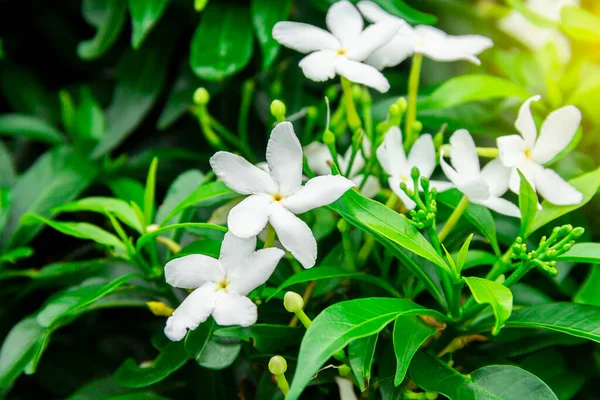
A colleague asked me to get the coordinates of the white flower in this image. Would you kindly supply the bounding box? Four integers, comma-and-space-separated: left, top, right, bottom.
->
376, 127, 452, 209
356, 1, 493, 69
164, 232, 285, 341
209, 122, 355, 269
496, 95, 583, 206
304, 138, 380, 198
440, 130, 520, 217
272, 0, 400, 92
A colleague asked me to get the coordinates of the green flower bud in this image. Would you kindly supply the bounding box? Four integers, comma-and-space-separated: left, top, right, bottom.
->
425, 392, 439, 399
283, 291, 304, 313
270, 100, 287, 121
411, 166, 421, 180
194, 0, 208, 12
307, 106, 318, 119
323, 129, 336, 145
421, 177, 430, 191
389, 104, 401, 126
571, 227, 585, 238
193, 87, 210, 105
337, 219, 348, 233
338, 364, 352, 377
268, 355, 288, 375
395, 97, 408, 114
412, 120, 423, 133
558, 225, 573, 236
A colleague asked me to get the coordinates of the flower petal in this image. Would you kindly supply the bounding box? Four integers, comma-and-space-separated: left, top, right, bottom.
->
272, 21, 340, 53
356, 1, 395, 22
269, 203, 317, 268
267, 122, 303, 196
449, 129, 480, 177
228, 247, 285, 295
440, 151, 462, 187
228, 194, 273, 238
164, 283, 217, 341
304, 142, 333, 176
283, 175, 355, 214
210, 151, 277, 195
408, 133, 436, 178
415, 26, 491, 64
365, 36, 414, 70
389, 176, 416, 210
447, 35, 493, 55
480, 158, 511, 197
533, 105, 581, 164
327, 0, 363, 46
515, 95, 541, 147
335, 57, 390, 93
347, 20, 401, 62
165, 254, 223, 289
380, 126, 408, 176
299, 50, 337, 82
475, 197, 521, 218
535, 168, 583, 206
219, 231, 256, 273
497, 134, 527, 168
212, 292, 257, 327
429, 179, 454, 192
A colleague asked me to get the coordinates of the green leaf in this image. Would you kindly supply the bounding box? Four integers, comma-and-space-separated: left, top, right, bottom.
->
0, 114, 65, 145
214, 324, 303, 352
410, 353, 558, 399
156, 65, 203, 130
0, 246, 33, 264
22, 214, 126, 252
419, 75, 531, 110
144, 158, 159, 226
106, 177, 146, 209
136, 222, 226, 250
0, 142, 15, 187
456, 234, 473, 274
73, 87, 105, 143
185, 319, 215, 361
128, 0, 171, 49
575, 267, 600, 306
458, 250, 498, 271
561, 6, 600, 42
267, 266, 401, 300
518, 170, 538, 238
78, 0, 128, 60
285, 298, 446, 400
114, 340, 189, 388
392, 315, 435, 386
155, 169, 204, 225
465, 276, 513, 335
53, 197, 143, 233
348, 334, 378, 392
251, 0, 291, 70
0, 317, 45, 389
370, 0, 436, 25
526, 167, 600, 236
190, 3, 253, 80
437, 189, 501, 255
558, 242, 600, 263
195, 337, 241, 370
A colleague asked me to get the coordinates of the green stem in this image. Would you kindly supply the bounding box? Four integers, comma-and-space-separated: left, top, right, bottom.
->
341, 226, 356, 271
404, 52, 423, 149
275, 374, 290, 396
438, 195, 470, 242
340, 77, 362, 132
238, 79, 254, 154
263, 224, 276, 249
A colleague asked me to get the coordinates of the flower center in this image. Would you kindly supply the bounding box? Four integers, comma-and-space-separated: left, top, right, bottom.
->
273, 193, 284, 202
216, 280, 229, 291
400, 175, 409, 182
336, 48, 347, 56
524, 147, 533, 159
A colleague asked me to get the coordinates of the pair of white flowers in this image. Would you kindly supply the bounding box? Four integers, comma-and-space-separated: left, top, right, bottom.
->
272, 0, 493, 92
164, 123, 355, 341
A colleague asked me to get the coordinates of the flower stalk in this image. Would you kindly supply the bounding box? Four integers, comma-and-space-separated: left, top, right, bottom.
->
284, 291, 312, 328
340, 77, 362, 132
404, 53, 423, 149
438, 195, 470, 242
269, 356, 290, 396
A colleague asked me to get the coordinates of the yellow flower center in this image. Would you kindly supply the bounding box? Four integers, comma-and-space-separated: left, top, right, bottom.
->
216, 280, 229, 291
273, 193, 284, 202
336, 48, 347, 56
524, 147, 533, 159
400, 175, 409, 182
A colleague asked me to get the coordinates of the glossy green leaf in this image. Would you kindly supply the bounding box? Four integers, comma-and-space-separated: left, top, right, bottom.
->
0, 142, 14, 188
214, 324, 303, 352
267, 266, 401, 300
106, 178, 146, 209
392, 315, 435, 386
518, 170, 538, 238
53, 197, 143, 233
410, 353, 558, 399
73, 87, 105, 143
0, 114, 65, 145
286, 298, 446, 400
136, 222, 226, 250
251, 0, 291, 70
155, 169, 204, 225
185, 319, 215, 361
561, 6, 600, 42
143, 158, 159, 226
155, 65, 203, 130
558, 242, 600, 263
0, 317, 45, 389
526, 167, 600, 236
0, 246, 33, 264
348, 334, 378, 392
575, 267, 600, 306
370, 0, 436, 25
111, 393, 168, 400
190, 3, 253, 80
456, 234, 473, 274
465, 277, 513, 335
196, 337, 241, 370
78, 0, 128, 60
129, 0, 171, 49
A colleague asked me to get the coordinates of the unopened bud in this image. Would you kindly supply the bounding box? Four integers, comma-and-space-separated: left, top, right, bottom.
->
268, 355, 288, 375
337, 219, 348, 232
270, 100, 286, 121
193, 87, 210, 105
283, 291, 304, 313
412, 120, 423, 134
323, 129, 336, 145
338, 364, 352, 377
395, 97, 408, 113
325, 86, 339, 101
194, 0, 208, 11
411, 166, 421, 180
389, 104, 401, 126
147, 301, 174, 317
307, 106, 318, 119
571, 227, 585, 238
147, 224, 160, 233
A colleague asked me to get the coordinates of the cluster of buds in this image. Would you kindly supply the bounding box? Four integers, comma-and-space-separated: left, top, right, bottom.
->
401, 167, 438, 230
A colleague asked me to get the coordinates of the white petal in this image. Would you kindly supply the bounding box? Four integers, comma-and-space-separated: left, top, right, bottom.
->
515, 95, 541, 148
439, 151, 462, 188
228, 194, 273, 238
347, 20, 401, 62
210, 151, 277, 195
219, 231, 256, 274
165, 254, 223, 289
497, 134, 527, 168
327, 0, 363, 46
508, 160, 540, 194
408, 134, 436, 178
533, 105, 581, 164
449, 129, 480, 177
365, 36, 414, 70
299, 50, 337, 82
165, 283, 217, 341
389, 176, 416, 210
212, 292, 257, 327
272, 21, 340, 53
380, 126, 408, 176
335, 58, 390, 93
480, 158, 511, 197
475, 197, 521, 218
415, 26, 490, 64
269, 203, 317, 268
535, 168, 583, 206
429, 179, 454, 192
228, 248, 285, 296
267, 122, 303, 196
304, 142, 333, 176
353, 174, 380, 198
283, 175, 355, 214
447, 35, 493, 55
460, 177, 491, 201
356, 1, 395, 23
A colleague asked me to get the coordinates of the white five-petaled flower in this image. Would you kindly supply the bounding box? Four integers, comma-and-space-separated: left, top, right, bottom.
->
496, 95, 583, 206
356, 1, 493, 69
440, 130, 521, 217
272, 0, 400, 92
164, 232, 285, 341
304, 138, 380, 198
376, 127, 452, 209
210, 122, 355, 269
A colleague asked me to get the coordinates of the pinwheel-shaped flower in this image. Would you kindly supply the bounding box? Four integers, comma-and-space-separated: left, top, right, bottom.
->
210, 122, 355, 269
441, 130, 520, 217
497, 95, 583, 206
164, 232, 284, 341
356, 1, 493, 69
272, 0, 400, 92
376, 127, 452, 209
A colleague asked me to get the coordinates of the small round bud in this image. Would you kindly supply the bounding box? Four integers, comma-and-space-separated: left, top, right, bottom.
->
411, 166, 421, 180
389, 104, 401, 118
400, 182, 408, 191
270, 100, 286, 120
307, 106, 318, 119
323, 129, 336, 145
268, 355, 287, 375
426, 393, 439, 400
395, 97, 408, 113
283, 291, 304, 313
338, 364, 352, 377
515, 237, 523, 244
420, 177, 430, 191
194, 0, 208, 12
558, 225, 573, 236
325, 85, 339, 101
412, 120, 423, 133
552, 227, 561, 235
417, 210, 426, 218
409, 210, 417, 218
572, 227, 585, 238
337, 219, 348, 233
193, 87, 210, 105
417, 222, 425, 229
